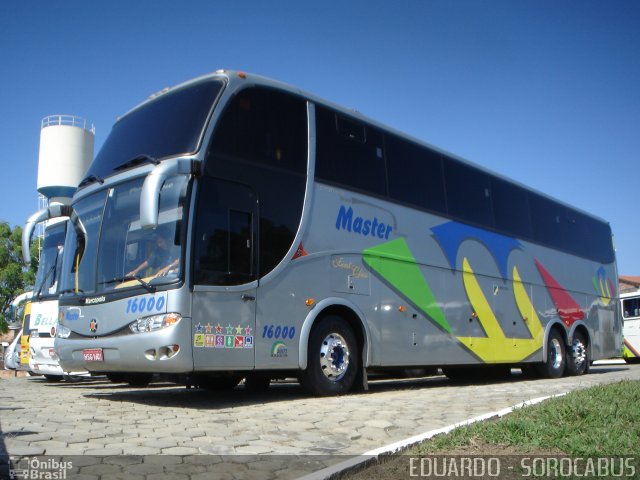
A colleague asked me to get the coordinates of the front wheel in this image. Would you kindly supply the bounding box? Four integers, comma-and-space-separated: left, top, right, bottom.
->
537, 330, 566, 378
566, 331, 590, 376
300, 316, 359, 396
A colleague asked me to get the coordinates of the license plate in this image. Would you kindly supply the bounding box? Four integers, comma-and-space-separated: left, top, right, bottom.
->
83, 348, 104, 362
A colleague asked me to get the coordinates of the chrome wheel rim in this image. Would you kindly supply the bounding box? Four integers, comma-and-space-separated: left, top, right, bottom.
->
570, 338, 587, 368
319, 333, 350, 382
549, 337, 563, 370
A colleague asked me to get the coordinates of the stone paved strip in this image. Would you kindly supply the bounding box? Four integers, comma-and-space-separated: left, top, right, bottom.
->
0, 363, 638, 478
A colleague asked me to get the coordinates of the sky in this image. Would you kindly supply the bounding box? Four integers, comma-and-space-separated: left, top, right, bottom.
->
1, 1, 639, 274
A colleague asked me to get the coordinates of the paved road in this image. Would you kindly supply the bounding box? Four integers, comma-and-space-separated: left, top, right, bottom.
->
1, 363, 639, 479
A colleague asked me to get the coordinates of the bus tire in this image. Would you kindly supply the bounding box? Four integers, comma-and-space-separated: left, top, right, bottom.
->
300, 315, 359, 396
566, 331, 590, 376
537, 330, 566, 378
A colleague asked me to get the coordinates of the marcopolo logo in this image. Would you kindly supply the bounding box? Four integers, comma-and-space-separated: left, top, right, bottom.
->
85, 296, 106, 305
335, 205, 393, 239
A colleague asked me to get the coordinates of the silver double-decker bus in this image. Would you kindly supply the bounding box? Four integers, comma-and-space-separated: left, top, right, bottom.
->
56, 70, 621, 395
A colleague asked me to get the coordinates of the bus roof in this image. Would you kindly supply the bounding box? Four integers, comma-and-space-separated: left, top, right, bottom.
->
111, 69, 610, 227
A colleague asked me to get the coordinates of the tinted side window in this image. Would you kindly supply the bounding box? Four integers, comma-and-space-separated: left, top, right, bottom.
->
587, 220, 614, 264
193, 178, 256, 286
315, 105, 387, 196
211, 87, 307, 174
491, 177, 532, 238
529, 194, 564, 249
563, 209, 614, 263
386, 134, 446, 214
444, 159, 493, 227
206, 87, 307, 277
623, 297, 640, 319
562, 209, 590, 258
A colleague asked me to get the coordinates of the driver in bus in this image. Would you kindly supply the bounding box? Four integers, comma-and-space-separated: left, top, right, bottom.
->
127, 227, 179, 279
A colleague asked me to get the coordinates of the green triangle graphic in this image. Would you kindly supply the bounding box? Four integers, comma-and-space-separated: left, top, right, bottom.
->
363, 238, 451, 333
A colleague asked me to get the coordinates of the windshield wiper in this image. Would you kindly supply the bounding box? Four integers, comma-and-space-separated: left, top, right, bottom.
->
114, 154, 160, 172
34, 247, 62, 299
34, 263, 56, 299
100, 275, 156, 293
78, 174, 104, 188
124, 274, 157, 292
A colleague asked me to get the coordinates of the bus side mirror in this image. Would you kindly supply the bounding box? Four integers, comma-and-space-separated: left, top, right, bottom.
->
139, 158, 200, 230
22, 204, 71, 264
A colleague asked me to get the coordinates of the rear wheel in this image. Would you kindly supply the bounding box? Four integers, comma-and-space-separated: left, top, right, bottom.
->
300, 315, 359, 396
537, 330, 566, 378
566, 331, 590, 376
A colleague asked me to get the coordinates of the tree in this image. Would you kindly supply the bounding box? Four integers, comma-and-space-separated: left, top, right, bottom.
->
0, 222, 37, 333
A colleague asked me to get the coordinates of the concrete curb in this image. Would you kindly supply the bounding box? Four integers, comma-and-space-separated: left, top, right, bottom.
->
299, 393, 567, 480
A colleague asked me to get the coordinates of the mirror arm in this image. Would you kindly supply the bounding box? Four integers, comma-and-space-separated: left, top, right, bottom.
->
22, 203, 72, 264
139, 158, 200, 230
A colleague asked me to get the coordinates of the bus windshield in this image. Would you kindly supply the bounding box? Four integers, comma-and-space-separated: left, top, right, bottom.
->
33, 222, 66, 299
60, 175, 189, 296
84, 79, 224, 181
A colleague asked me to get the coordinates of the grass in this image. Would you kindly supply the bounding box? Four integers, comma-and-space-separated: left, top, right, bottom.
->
415, 380, 640, 456
345, 380, 640, 478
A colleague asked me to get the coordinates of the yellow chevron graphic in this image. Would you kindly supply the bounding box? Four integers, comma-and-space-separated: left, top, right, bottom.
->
456, 258, 543, 363
598, 277, 612, 306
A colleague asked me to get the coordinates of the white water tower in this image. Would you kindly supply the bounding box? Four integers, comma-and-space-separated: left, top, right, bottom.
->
37, 115, 95, 203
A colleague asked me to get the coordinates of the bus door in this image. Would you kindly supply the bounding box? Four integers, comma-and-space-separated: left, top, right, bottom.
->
191, 178, 259, 369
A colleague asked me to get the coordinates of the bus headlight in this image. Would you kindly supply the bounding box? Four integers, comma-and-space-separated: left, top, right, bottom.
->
56, 325, 71, 339
129, 313, 182, 333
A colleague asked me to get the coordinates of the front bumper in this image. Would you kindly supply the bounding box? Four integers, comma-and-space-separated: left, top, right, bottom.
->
56, 317, 193, 373
29, 338, 63, 376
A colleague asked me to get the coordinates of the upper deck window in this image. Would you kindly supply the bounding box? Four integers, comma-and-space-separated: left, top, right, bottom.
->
85, 80, 223, 180
209, 86, 307, 174
315, 106, 387, 196
205, 86, 308, 278
386, 134, 446, 214
444, 160, 493, 228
